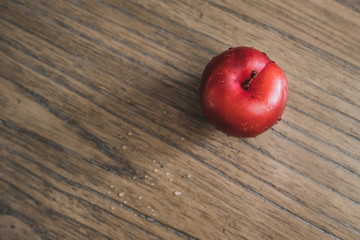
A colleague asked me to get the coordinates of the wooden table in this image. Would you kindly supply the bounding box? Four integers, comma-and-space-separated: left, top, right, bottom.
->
1, 0, 359, 239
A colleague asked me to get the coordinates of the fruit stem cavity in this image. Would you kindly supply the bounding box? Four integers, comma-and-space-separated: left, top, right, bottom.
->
242, 70, 258, 90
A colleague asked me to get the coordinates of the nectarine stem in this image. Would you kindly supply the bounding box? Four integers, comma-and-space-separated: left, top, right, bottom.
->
242, 70, 258, 90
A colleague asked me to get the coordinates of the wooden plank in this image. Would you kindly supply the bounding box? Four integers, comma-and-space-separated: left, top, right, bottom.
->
1, 0, 359, 239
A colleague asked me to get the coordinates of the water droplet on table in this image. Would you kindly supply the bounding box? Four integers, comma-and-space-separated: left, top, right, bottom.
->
174, 191, 182, 196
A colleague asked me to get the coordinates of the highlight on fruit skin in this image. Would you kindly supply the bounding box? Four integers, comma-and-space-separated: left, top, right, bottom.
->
199, 46, 288, 138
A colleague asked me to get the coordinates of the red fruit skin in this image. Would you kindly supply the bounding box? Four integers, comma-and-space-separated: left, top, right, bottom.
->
199, 47, 288, 138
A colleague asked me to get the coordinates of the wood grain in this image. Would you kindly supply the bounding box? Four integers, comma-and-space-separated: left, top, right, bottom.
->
0, 0, 359, 239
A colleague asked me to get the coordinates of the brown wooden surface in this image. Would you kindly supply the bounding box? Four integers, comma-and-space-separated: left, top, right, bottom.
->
0, 0, 359, 239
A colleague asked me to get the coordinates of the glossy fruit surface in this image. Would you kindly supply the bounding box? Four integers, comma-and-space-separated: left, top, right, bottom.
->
199, 47, 288, 138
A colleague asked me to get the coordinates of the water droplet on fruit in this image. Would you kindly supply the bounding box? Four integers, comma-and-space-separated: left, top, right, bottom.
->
217, 79, 225, 84
216, 72, 224, 84
278, 117, 282, 121
241, 122, 248, 127
262, 52, 267, 56
227, 47, 233, 52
